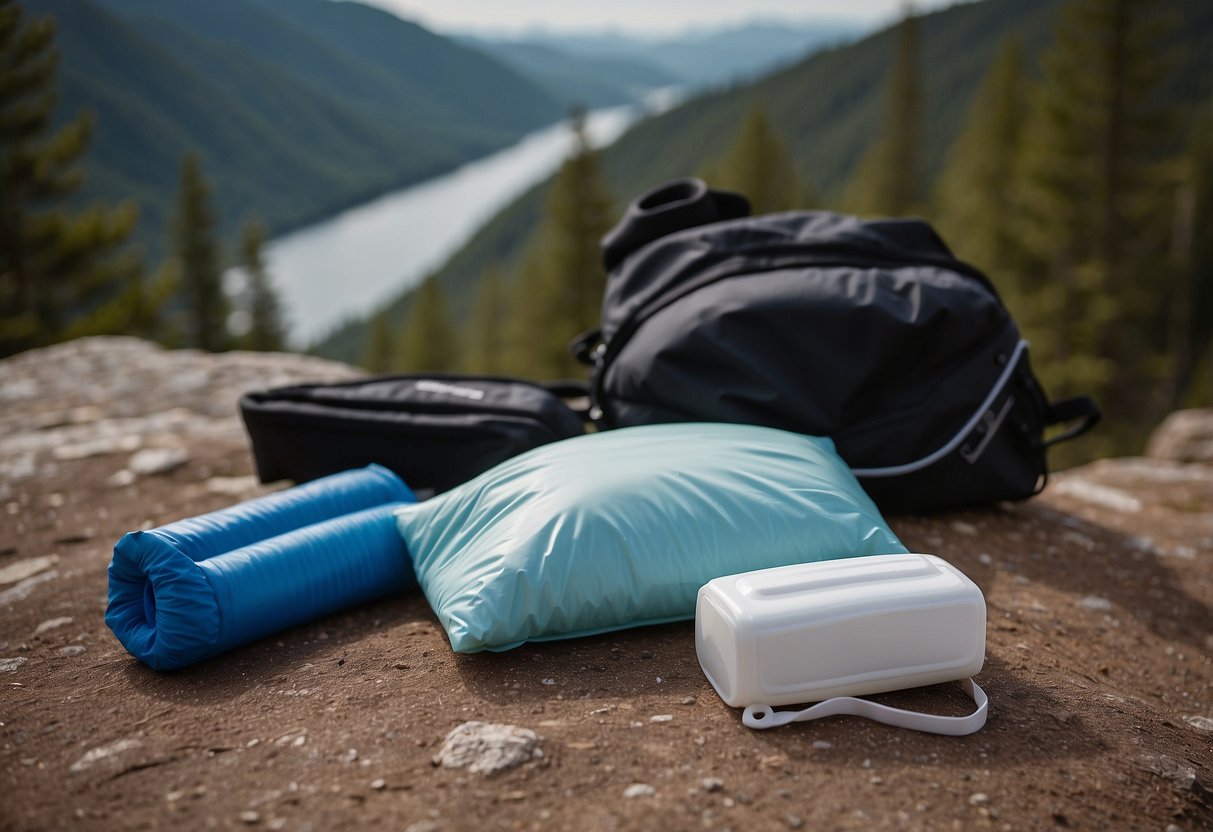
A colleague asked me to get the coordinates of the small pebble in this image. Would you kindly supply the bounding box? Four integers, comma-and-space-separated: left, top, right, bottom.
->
59, 645, 86, 657
106, 470, 136, 488
0, 555, 59, 586
786, 816, 804, 829
370, 779, 385, 790
1182, 715, 1213, 732
128, 447, 188, 476
969, 793, 990, 806
542, 678, 556, 686
239, 810, 260, 824
650, 714, 673, 723
623, 783, 655, 799
34, 617, 73, 635
701, 777, 724, 792
811, 740, 832, 750
680, 696, 697, 706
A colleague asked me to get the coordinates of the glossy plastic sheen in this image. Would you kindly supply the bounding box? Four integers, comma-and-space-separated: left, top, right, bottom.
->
696, 553, 985, 707
396, 423, 907, 653
106, 465, 416, 671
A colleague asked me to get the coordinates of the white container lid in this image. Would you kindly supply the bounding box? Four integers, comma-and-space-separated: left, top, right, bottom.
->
696, 553, 987, 732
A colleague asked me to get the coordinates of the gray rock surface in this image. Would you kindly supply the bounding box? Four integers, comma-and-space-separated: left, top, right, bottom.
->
0, 336, 361, 493
1147, 408, 1213, 464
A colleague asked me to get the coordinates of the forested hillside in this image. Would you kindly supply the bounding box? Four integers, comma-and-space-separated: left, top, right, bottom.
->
25, 0, 565, 255
318, 0, 1213, 459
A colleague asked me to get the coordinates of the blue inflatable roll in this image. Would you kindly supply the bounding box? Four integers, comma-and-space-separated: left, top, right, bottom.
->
107, 465, 417, 671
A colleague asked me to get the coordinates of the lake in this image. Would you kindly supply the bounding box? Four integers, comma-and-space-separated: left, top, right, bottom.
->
252, 91, 678, 347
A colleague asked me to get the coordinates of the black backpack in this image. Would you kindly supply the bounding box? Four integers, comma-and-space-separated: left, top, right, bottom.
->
573, 179, 1100, 513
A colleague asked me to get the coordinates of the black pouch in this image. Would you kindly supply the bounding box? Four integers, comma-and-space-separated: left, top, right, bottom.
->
239, 375, 587, 497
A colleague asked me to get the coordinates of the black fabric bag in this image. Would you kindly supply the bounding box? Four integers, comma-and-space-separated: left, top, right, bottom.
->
574, 178, 1100, 513
240, 375, 587, 497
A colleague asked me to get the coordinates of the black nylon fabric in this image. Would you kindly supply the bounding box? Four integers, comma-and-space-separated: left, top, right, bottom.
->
588, 186, 1085, 513
241, 374, 586, 495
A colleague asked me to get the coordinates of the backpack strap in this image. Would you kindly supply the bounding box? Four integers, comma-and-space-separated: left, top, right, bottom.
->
569, 328, 603, 367
1044, 396, 1101, 448
540, 380, 592, 421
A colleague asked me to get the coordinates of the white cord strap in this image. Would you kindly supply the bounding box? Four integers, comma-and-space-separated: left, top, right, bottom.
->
742, 678, 988, 736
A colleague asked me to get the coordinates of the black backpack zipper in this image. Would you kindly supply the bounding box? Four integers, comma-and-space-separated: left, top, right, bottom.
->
255, 376, 577, 439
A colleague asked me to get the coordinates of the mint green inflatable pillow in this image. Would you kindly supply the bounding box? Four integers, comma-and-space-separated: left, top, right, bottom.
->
395, 423, 906, 653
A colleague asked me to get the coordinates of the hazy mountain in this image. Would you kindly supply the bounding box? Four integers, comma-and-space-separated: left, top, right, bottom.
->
511, 19, 864, 88
27, 0, 564, 255
458, 37, 679, 108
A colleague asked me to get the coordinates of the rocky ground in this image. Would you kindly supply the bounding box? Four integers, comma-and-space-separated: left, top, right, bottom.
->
1, 337, 1210, 832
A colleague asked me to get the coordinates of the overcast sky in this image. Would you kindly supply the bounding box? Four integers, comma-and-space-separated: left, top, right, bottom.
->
356, 0, 963, 37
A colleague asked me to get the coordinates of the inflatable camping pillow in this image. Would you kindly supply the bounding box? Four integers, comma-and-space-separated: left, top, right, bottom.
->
395, 422, 907, 653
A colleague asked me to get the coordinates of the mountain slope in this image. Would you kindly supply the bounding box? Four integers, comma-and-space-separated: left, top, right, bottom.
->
251, 0, 565, 135
27, 0, 563, 255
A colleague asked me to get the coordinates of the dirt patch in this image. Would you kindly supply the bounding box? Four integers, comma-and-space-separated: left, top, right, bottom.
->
1, 339, 1210, 831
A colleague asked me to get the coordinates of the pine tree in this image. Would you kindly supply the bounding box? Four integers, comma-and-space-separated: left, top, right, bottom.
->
932, 38, 1029, 276
362, 310, 397, 373
462, 266, 507, 374
504, 113, 614, 379
1167, 99, 1213, 408
170, 152, 230, 352
0, 0, 142, 356
843, 11, 924, 217
1012, 0, 1175, 433
397, 277, 458, 372
67, 261, 177, 343
235, 217, 286, 351
701, 104, 814, 212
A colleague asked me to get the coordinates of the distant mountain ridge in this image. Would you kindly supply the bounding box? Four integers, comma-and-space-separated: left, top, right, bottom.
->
473, 19, 863, 90
27, 0, 567, 256
457, 37, 679, 108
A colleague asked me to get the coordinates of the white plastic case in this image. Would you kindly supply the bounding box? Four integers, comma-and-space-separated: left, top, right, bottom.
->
695, 553, 986, 708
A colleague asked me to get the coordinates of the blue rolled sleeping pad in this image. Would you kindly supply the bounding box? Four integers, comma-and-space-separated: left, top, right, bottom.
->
106, 465, 416, 671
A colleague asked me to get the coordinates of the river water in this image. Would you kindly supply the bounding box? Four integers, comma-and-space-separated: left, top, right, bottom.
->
255, 92, 677, 347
